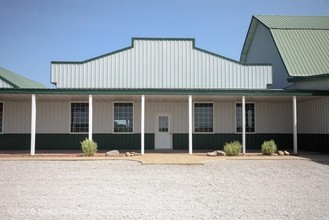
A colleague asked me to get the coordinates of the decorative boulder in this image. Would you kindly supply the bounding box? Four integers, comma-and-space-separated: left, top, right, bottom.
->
284, 151, 290, 155
105, 150, 120, 157
216, 150, 226, 156
126, 152, 131, 157
207, 151, 217, 157
278, 151, 284, 156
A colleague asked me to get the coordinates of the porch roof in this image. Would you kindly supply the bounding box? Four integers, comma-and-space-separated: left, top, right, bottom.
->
0, 88, 328, 97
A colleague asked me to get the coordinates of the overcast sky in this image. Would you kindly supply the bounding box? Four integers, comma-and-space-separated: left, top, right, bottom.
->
1, 0, 328, 87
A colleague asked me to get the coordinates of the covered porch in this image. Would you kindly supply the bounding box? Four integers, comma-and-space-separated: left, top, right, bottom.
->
2, 89, 325, 155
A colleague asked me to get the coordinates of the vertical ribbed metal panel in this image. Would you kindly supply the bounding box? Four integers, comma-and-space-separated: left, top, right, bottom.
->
244, 23, 290, 89
51, 39, 272, 89
93, 101, 112, 133
37, 102, 69, 133
145, 101, 188, 133
215, 102, 235, 133
295, 79, 329, 90
256, 102, 292, 133
4, 102, 31, 133
298, 97, 329, 134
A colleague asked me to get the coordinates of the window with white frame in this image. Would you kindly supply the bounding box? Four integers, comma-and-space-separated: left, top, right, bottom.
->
71, 103, 89, 133
236, 103, 255, 132
0, 102, 3, 133
194, 103, 213, 132
114, 103, 133, 132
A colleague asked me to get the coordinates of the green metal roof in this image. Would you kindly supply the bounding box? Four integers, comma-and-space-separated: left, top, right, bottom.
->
255, 15, 329, 29
271, 29, 329, 77
0, 67, 47, 88
241, 15, 329, 78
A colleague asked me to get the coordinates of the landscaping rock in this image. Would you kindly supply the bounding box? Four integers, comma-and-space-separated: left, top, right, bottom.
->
207, 151, 217, 157
125, 152, 138, 156
216, 150, 226, 156
278, 151, 284, 156
284, 151, 290, 155
105, 150, 120, 157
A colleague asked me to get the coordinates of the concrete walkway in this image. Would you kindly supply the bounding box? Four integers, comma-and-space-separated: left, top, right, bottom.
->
1, 151, 327, 165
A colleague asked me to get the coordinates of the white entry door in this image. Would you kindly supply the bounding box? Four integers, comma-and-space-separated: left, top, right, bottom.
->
155, 114, 171, 149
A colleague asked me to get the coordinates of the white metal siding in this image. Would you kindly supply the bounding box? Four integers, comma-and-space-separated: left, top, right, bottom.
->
4, 102, 31, 133
145, 100, 293, 134
93, 101, 112, 133
215, 101, 292, 133
36, 102, 70, 133
52, 39, 272, 89
145, 101, 188, 133
0, 79, 13, 88
295, 79, 329, 90
34, 101, 141, 134
256, 102, 292, 133
298, 97, 329, 134
3, 98, 297, 134
7, 99, 186, 134
134, 102, 141, 133
215, 102, 235, 133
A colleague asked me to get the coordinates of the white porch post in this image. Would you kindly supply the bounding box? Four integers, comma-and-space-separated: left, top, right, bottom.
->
30, 94, 36, 155
242, 95, 246, 154
293, 96, 298, 155
141, 95, 145, 155
88, 95, 93, 140
188, 95, 193, 154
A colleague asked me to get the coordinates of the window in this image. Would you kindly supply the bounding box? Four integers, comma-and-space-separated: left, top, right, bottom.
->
158, 116, 169, 132
0, 102, 3, 133
236, 103, 255, 132
194, 103, 213, 132
114, 103, 133, 132
71, 103, 89, 133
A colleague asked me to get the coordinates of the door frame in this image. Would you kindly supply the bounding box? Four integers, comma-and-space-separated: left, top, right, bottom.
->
155, 112, 172, 150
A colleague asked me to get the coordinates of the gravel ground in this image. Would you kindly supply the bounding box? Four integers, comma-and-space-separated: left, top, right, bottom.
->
1, 159, 329, 220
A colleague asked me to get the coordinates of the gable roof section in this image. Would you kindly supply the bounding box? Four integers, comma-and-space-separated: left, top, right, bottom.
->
0, 67, 47, 88
52, 37, 259, 65
241, 15, 329, 78
51, 38, 272, 90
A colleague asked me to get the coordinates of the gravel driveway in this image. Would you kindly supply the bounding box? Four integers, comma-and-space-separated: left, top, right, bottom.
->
1, 159, 329, 220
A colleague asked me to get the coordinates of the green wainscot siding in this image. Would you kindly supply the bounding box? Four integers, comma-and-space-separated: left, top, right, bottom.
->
2, 133, 329, 153
0, 134, 31, 150
36, 134, 88, 150
0, 133, 155, 151
173, 133, 294, 151
298, 134, 329, 153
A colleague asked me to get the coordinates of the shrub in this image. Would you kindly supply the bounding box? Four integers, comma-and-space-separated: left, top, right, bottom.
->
224, 141, 242, 156
81, 138, 98, 156
261, 140, 277, 155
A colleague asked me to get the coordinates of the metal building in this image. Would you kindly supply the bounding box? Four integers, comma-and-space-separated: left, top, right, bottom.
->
241, 15, 329, 153
1, 16, 329, 155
